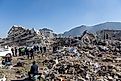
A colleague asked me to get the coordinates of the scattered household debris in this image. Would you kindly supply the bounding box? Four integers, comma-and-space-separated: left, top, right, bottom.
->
0, 26, 121, 81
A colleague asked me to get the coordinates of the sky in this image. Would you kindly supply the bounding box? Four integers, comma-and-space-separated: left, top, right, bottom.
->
0, 0, 121, 37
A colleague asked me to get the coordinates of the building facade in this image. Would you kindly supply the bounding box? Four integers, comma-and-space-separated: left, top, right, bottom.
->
96, 30, 121, 41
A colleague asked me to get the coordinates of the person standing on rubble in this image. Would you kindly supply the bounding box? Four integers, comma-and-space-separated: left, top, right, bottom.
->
33, 46, 37, 52
15, 47, 17, 56
25, 47, 29, 59
21, 47, 25, 56
18, 47, 22, 56
30, 48, 34, 59
11, 48, 14, 56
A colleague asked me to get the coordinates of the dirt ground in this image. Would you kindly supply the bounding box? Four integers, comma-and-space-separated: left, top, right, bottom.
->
0, 53, 46, 81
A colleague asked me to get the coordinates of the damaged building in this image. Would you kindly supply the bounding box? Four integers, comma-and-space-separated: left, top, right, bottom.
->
96, 30, 121, 41
6, 25, 40, 46
1, 25, 56, 46
38, 28, 57, 47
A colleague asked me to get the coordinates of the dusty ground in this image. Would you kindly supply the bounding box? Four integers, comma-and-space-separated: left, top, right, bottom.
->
0, 53, 46, 81
0, 51, 121, 81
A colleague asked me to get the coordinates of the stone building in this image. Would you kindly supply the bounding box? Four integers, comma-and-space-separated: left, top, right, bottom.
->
96, 30, 121, 41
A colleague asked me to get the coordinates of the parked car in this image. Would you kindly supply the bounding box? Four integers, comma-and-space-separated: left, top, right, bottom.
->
0, 47, 12, 57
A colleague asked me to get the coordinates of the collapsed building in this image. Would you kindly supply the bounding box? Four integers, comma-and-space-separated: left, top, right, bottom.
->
38, 28, 57, 47
4, 25, 40, 46
0, 25, 56, 47
52, 30, 96, 47
0, 27, 121, 80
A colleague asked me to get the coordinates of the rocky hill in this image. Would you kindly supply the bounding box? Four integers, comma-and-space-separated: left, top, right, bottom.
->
63, 22, 121, 37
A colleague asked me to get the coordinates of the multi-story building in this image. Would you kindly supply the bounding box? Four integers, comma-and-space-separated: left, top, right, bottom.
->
0, 25, 56, 47
96, 30, 121, 41
3, 25, 41, 46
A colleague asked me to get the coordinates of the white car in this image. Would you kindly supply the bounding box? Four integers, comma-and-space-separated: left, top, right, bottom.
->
0, 47, 12, 57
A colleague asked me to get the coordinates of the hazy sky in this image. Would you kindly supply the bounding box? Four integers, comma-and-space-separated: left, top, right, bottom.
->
0, 0, 121, 37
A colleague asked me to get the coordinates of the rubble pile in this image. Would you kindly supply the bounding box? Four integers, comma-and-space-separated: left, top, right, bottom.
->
38, 32, 121, 81
0, 26, 121, 81
39, 45, 121, 81
0, 25, 56, 47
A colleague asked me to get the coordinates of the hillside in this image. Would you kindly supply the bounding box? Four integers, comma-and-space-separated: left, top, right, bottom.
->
63, 22, 121, 36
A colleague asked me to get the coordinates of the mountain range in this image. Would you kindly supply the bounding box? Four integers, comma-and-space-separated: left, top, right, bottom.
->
63, 22, 121, 37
